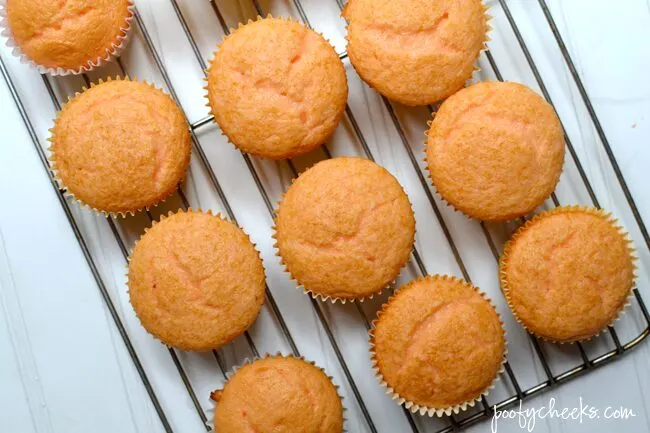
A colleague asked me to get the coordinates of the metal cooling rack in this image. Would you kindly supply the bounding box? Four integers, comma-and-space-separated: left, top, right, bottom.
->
1, 0, 649, 432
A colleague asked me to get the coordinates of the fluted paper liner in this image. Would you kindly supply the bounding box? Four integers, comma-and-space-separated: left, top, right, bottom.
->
126, 208, 267, 351
499, 205, 637, 344
474, 2, 493, 78
203, 14, 347, 160
0, 0, 134, 76
369, 274, 508, 417
422, 4, 561, 223
341, 1, 492, 106
422, 89, 565, 223
207, 353, 347, 432
271, 164, 417, 304
48, 76, 191, 218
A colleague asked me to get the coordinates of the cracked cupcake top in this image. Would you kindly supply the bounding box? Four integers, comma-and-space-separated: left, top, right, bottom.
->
5, 0, 132, 71
128, 210, 266, 351
275, 157, 415, 301
49, 79, 190, 215
425, 81, 565, 221
500, 206, 635, 342
212, 356, 343, 433
206, 16, 348, 160
371, 275, 505, 411
342, 0, 488, 106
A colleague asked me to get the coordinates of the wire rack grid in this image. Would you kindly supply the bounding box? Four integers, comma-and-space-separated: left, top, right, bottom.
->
1, 0, 649, 432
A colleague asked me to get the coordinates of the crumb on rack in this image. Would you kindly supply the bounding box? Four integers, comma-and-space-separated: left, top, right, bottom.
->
210, 390, 223, 402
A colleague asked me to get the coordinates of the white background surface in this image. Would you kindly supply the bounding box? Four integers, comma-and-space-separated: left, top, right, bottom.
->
1, 0, 649, 432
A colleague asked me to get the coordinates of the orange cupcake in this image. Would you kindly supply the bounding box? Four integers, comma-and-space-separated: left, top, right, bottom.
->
342, 0, 489, 106
1, 0, 133, 74
49, 78, 191, 216
211, 355, 344, 433
206, 16, 348, 159
371, 275, 506, 416
128, 210, 266, 351
425, 81, 565, 221
274, 157, 415, 302
500, 206, 636, 343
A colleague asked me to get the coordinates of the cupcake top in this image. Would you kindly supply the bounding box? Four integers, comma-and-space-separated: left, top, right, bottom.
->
371, 275, 505, 414
4, 0, 132, 72
500, 206, 635, 342
206, 17, 348, 160
342, 0, 488, 106
426, 81, 564, 221
50, 79, 191, 215
128, 210, 265, 351
212, 356, 343, 433
275, 157, 415, 301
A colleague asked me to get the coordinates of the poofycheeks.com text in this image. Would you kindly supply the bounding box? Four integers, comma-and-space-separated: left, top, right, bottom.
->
491, 397, 636, 432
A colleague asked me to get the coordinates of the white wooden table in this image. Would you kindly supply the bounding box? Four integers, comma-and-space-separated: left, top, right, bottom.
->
1, 1, 649, 432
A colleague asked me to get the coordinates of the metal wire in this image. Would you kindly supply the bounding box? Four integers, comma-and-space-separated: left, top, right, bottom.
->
0, 57, 176, 433
455, 1, 650, 428
495, 0, 631, 353
330, 0, 650, 430
46, 70, 212, 430
483, 44, 600, 372
536, 0, 650, 254
97, 61, 226, 428
131, 8, 301, 362
1, 0, 649, 432
330, 0, 500, 424
167, 2, 380, 431
496, 0, 600, 208
204, 0, 457, 429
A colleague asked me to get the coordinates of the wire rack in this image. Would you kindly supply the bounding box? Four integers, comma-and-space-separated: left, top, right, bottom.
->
1, 0, 649, 432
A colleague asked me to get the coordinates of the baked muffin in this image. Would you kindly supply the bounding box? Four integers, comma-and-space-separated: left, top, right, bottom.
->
425, 81, 564, 221
500, 206, 635, 343
211, 355, 343, 433
49, 78, 191, 216
128, 210, 266, 351
371, 275, 505, 416
274, 157, 415, 302
2, 0, 133, 74
206, 16, 348, 159
342, 0, 488, 106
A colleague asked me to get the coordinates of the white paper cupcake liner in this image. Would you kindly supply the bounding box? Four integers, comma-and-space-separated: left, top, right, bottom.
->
422, 91, 565, 223
499, 205, 637, 343
342, 0, 491, 106
207, 353, 347, 432
48, 76, 191, 218
0, 0, 134, 76
126, 208, 267, 351
369, 274, 508, 417
271, 168, 417, 304
473, 1, 493, 78
203, 14, 347, 160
